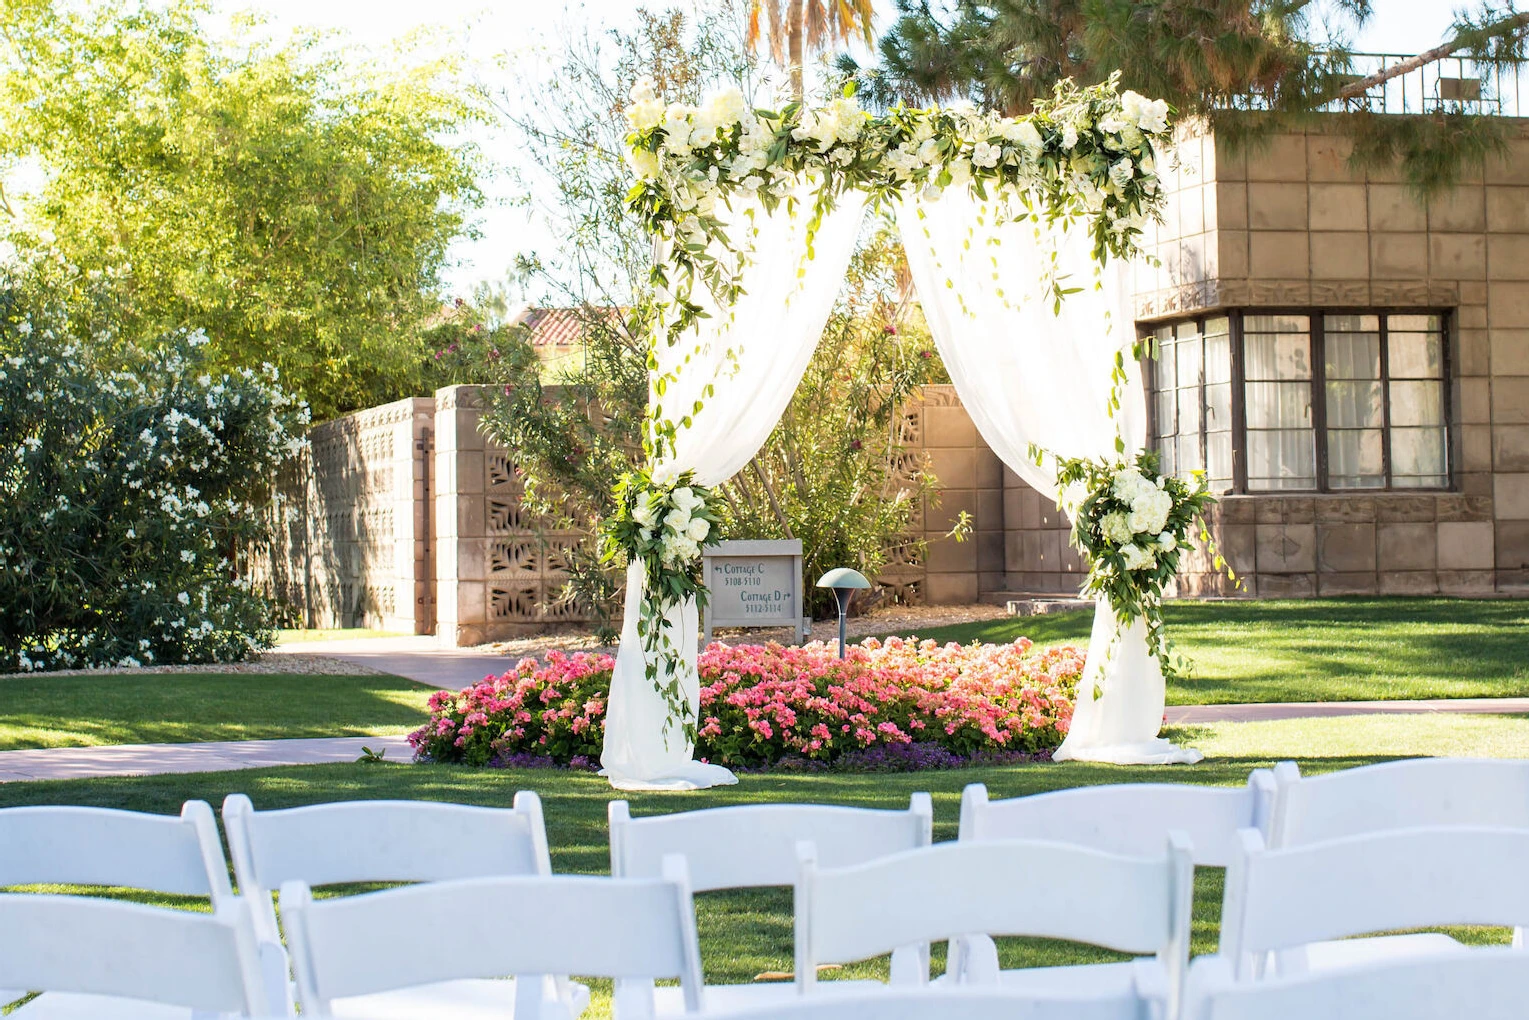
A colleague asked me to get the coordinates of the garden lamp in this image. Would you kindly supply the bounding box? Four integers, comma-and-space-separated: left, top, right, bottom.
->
816, 567, 870, 659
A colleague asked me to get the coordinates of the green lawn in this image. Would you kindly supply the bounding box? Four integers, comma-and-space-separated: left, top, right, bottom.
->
900, 597, 1529, 705
0, 673, 434, 751
1, 712, 1520, 1018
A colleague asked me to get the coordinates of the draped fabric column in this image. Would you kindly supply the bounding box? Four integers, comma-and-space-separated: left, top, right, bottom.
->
895, 192, 1201, 766
600, 191, 869, 791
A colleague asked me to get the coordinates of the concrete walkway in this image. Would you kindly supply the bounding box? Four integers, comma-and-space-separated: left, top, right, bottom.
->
265, 635, 515, 689
0, 734, 414, 783
1, 697, 1525, 783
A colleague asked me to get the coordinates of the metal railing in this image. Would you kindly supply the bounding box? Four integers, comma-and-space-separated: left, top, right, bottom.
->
1222, 52, 1528, 118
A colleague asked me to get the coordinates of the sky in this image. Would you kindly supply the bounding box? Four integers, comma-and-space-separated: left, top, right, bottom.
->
214, 0, 1471, 298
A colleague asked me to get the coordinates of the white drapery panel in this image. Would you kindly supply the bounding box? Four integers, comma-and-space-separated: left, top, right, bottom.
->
895, 192, 1200, 766
601, 191, 869, 791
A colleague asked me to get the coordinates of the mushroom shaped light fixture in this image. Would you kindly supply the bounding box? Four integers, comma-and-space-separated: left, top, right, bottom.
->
815, 567, 870, 659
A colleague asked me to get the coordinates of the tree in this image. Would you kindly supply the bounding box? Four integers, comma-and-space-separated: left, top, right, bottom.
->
747, 0, 876, 97
0, 0, 483, 420
848, 0, 1529, 192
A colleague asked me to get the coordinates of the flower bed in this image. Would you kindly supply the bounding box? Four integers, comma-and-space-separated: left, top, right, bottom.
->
408, 637, 1082, 770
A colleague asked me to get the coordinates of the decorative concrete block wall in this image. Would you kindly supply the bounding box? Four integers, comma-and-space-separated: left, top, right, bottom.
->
432, 385, 587, 645
256, 397, 434, 632
884, 386, 1010, 604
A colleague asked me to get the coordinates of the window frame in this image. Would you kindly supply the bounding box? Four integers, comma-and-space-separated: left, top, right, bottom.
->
1143, 307, 1453, 494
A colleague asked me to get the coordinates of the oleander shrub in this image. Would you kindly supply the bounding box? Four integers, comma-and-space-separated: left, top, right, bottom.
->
0, 298, 308, 672
409, 637, 1082, 770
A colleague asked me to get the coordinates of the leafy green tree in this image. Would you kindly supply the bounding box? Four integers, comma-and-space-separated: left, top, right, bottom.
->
0, 0, 483, 420
847, 0, 1529, 192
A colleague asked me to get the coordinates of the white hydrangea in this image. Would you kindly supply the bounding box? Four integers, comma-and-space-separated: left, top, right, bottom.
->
1100, 511, 1133, 546
1119, 543, 1155, 571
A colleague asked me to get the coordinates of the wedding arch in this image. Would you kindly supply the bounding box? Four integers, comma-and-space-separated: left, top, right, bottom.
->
598, 76, 1208, 792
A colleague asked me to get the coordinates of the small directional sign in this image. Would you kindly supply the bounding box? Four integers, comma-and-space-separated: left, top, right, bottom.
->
702, 539, 809, 644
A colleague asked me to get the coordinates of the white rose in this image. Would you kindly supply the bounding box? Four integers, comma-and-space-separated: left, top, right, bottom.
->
1061, 123, 1079, 150
706, 86, 749, 127
971, 140, 1001, 168
625, 97, 665, 132
1157, 531, 1177, 553
629, 77, 657, 103
671, 486, 701, 511
1011, 119, 1043, 155
921, 181, 944, 202
1119, 543, 1155, 571
946, 158, 972, 186
916, 137, 942, 165
663, 507, 692, 533
1109, 156, 1135, 188
1127, 505, 1155, 535
686, 517, 710, 542
624, 146, 660, 179
632, 499, 659, 528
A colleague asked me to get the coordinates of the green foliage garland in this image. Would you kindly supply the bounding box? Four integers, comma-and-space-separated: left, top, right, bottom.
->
1052, 451, 1228, 683
600, 470, 724, 744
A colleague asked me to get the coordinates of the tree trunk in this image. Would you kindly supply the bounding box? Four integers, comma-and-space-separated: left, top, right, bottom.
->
1337, 12, 1529, 100
787, 0, 804, 100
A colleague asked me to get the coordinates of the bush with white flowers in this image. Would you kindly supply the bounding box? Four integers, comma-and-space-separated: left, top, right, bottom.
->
1054, 452, 1226, 678
0, 299, 308, 673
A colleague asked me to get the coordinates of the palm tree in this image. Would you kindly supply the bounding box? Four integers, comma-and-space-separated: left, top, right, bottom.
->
747, 0, 877, 99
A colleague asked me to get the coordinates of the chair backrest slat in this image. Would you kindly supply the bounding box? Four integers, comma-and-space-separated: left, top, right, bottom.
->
1221, 826, 1529, 976
0, 802, 230, 900
610, 795, 932, 891
1269, 758, 1529, 848
1185, 949, 1529, 1020
960, 776, 1273, 867
698, 987, 1149, 1020
0, 893, 267, 1015
225, 794, 546, 889
797, 836, 1192, 972
282, 866, 704, 1016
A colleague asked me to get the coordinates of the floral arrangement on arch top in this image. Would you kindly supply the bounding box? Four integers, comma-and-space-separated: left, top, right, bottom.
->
622, 73, 1172, 398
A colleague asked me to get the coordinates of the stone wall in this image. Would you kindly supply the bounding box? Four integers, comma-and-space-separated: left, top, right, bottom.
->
256, 397, 434, 632
1111, 115, 1529, 594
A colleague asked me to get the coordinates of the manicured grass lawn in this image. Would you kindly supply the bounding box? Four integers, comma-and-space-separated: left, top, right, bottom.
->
899, 597, 1529, 705
0, 673, 434, 751
1, 712, 1519, 1017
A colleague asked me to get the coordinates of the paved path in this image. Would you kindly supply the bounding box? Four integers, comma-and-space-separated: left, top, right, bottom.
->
1, 697, 1525, 784
1165, 697, 1529, 725
0, 734, 414, 783
265, 635, 513, 689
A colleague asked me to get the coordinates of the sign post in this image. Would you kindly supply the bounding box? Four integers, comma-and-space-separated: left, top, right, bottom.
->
701, 539, 810, 645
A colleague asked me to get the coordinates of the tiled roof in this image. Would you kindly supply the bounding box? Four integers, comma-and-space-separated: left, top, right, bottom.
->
513, 306, 622, 347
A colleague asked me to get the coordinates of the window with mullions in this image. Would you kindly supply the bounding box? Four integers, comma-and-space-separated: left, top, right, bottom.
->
1146, 310, 1450, 492
1149, 317, 1233, 491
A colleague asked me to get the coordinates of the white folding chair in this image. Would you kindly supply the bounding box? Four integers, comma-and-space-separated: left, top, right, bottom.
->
609, 794, 932, 1014
960, 774, 1275, 866
223, 792, 583, 1018
794, 835, 1193, 1020
0, 893, 269, 1018
1269, 758, 1529, 961
695, 986, 1149, 1020
1183, 947, 1529, 1020
281, 860, 704, 1020
1219, 826, 1529, 983
0, 802, 234, 1017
